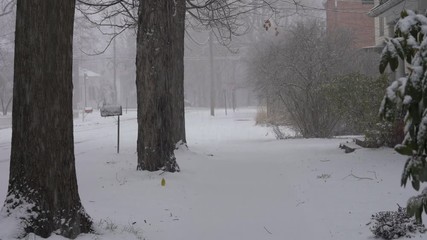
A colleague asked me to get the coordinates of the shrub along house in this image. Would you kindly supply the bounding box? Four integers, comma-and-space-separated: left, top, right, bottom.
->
363, 0, 427, 146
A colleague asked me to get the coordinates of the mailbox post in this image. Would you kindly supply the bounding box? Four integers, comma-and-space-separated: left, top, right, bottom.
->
100, 105, 122, 153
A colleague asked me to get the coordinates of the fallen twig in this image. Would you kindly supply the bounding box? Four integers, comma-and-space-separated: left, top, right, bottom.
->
367, 170, 377, 180
339, 143, 356, 153
342, 172, 373, 181
264, 226, 272, 234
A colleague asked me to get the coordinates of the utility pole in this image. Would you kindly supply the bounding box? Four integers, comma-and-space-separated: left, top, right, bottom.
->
209, 30, 215, 116
113, 17, 118, 104
232, 60, 236, 112
72, 45, 79, 110
224, 89, 227, 116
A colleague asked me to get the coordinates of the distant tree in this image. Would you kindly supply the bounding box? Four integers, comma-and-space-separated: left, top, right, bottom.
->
0, 72, 12, 115
0, 0, 15, 116
380, 10, 427, 223
0, 0, 15, 18
1, 0, 92, 238
248, 20, 359, 137
75, 0, 287, 172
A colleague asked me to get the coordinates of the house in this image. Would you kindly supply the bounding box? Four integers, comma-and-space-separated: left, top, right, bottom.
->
368, 0, 427, 46
325, 0, 376, 49
367, 0, 427, 79
73, 67, 114, 110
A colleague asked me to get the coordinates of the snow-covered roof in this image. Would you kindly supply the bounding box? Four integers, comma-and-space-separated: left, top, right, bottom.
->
361, 41, 386, 53
367, 0, 424, 17
367, 0, 404, 17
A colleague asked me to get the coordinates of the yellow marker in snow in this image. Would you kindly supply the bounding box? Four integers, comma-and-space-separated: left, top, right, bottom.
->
161, 178, 166, 186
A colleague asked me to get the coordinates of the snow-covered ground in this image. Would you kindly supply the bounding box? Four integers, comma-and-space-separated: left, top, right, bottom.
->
0, 108, 424, 239
0, 115, 11, 130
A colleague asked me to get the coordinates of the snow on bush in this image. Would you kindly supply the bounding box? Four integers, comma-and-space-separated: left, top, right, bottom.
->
380, 9, 427, 223
370, 206, 426, 239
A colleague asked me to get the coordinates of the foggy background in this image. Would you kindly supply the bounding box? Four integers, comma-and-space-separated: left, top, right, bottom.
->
0, 0, 326, 114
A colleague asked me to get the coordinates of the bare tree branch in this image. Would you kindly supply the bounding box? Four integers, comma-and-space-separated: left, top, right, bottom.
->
0, 0, 15, 18
76, 0, 301, 49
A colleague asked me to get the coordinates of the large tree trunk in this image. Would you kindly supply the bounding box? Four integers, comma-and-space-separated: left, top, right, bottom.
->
172, 0, 187, 145
1, 0, 92, 238
136, 0, 181, 172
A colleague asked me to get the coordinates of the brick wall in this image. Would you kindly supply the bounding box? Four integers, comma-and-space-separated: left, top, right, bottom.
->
326, 0, 375, 49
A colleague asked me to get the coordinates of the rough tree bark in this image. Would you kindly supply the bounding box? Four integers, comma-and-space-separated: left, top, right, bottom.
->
136, 0, 182, 172
1, 0, 92, 238
172, 0, 187, 145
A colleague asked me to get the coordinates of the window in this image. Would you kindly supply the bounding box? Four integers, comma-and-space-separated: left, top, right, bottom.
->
379, 17, 384, 37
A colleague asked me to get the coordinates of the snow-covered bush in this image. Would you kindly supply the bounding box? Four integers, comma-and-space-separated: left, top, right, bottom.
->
255, 107, 268, 125
247, 20, 355, 137
364, 120, 403, 148
370, 206, 426, 239
322, 73, 389, 136
248, 20, 381, 138
380, 10, 427, 223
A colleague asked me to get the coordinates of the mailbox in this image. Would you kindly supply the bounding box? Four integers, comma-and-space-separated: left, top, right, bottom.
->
100, 105, 123, 154
100, 105, 122, 117
84, 107, 93, 113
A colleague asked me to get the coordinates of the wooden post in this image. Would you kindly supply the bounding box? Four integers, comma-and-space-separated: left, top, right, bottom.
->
117, 115, 120, 153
